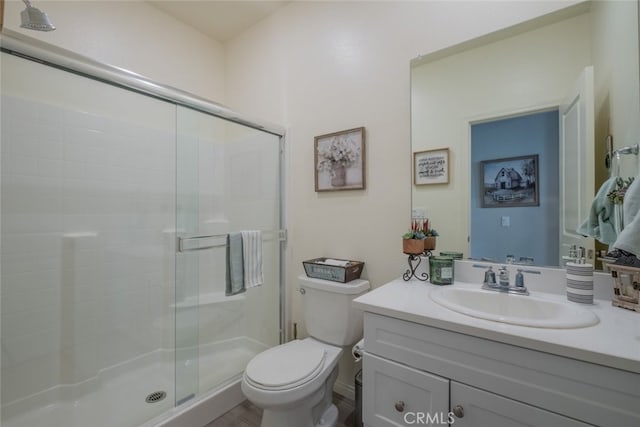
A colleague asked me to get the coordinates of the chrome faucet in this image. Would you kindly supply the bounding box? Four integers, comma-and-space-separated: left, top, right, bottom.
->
481, 266, 533, 295
498, 266, 510, 287
483, 266, 496, 286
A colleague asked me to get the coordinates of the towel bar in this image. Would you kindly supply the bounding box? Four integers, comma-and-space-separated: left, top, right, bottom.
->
178, 229, 287, 252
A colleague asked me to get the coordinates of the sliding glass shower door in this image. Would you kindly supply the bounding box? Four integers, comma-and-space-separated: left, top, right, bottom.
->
175, 106, 283, 405
1, 51, 177, 427
2, 47, 284, 427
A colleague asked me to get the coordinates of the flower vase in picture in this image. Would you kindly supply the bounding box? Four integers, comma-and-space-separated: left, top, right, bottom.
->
331, 165, 347, 187
315, 128, 364, 191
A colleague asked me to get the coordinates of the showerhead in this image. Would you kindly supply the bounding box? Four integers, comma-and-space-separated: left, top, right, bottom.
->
20, 0, 56, 32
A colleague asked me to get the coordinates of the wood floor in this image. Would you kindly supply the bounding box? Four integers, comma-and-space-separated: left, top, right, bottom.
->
205, 392, 356, 427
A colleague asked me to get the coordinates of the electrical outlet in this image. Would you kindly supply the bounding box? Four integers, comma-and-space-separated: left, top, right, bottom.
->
501, 216, 510, 227
412, 208, 426, 219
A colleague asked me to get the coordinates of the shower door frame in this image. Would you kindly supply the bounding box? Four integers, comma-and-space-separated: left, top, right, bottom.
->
0, 24, 288, 414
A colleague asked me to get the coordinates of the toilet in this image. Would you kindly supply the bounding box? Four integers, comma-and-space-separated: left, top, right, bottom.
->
241, 274, 370, 427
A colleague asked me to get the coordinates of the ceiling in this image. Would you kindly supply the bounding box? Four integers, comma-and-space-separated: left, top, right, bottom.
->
147, 1, 291, 42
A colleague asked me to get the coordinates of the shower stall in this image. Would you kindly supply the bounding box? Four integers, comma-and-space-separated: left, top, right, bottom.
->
0, 31, 285, 427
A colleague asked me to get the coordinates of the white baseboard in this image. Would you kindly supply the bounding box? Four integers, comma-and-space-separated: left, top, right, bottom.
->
333, 380, 356, 401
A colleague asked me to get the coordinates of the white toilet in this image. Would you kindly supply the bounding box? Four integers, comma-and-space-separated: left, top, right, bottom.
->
241, 274, 370, 427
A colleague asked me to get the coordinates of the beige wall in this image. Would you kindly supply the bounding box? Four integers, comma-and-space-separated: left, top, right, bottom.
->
3, 0, 226, 101
592, 0, 640, 183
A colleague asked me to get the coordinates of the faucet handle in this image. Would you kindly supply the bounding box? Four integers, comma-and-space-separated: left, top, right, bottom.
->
515, 269, 525, 287
483, 267, 496, 285
509, 269, 532, 295
513, 268, 540, 288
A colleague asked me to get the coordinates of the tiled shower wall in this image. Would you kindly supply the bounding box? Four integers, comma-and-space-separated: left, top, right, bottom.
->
1, 53, 177, 404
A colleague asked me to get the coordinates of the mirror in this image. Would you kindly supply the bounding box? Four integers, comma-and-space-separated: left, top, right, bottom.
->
411, 1, 640, 268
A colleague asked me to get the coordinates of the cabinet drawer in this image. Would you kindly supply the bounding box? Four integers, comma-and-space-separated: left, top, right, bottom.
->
450, 382, 591, 427
363, 353, 449, 427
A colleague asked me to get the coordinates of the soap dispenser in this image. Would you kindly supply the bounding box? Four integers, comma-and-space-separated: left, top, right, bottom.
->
565, 246, 594, 304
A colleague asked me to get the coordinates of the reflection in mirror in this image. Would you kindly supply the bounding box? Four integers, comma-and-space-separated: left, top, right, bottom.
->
471, 111, 559, 266
411, 1, 640, 269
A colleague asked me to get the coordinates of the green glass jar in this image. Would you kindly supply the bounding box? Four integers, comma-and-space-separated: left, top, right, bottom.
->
430, 256, 454, 285
439, 251, 463, 260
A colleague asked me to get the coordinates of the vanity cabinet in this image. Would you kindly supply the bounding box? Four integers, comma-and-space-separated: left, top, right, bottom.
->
364, 353, 449, 426
362, 312, 639, 427
364, 353, 588, 426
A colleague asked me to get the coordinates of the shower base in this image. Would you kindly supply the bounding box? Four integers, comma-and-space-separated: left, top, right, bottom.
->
2, 337, 266, 427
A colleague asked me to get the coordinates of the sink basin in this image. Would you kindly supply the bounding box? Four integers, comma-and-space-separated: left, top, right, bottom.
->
430, 287, 599, 329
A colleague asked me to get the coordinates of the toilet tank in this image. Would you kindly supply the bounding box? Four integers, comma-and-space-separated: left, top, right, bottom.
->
299, 275, 370, 346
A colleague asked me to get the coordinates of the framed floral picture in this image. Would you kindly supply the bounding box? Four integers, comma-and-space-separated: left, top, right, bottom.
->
315, 127, 365, 192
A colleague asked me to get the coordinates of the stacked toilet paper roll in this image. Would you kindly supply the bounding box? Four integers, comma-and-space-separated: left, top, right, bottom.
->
565, 262, 594, 304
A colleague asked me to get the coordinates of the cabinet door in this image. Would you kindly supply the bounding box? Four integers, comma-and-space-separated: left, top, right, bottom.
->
450, 382, 592, 426
363, 353, 449, 427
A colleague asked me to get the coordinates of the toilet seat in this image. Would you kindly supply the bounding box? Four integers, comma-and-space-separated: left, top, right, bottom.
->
245, 340, 327, 391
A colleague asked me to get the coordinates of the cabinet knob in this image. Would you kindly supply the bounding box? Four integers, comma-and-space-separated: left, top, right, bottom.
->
451, 405, 464, 418
394, 401, 406, 412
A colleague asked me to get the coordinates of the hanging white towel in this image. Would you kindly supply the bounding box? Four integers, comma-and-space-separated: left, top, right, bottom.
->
242, 230, 263, 288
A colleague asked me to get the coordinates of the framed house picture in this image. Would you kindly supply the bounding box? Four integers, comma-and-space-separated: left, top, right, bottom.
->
414, 148, 449, 185
480, 154, 539, 208
314, 127, 365, 192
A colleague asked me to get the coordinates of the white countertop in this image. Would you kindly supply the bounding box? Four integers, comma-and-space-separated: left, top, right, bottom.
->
353, 279, 640, 374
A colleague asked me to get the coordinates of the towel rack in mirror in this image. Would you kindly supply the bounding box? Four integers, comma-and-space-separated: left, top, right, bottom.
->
606, 138, 639, 178
178, 229, 287, 253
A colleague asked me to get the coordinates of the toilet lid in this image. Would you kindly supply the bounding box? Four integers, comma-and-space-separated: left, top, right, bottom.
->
245, 340, 326, 390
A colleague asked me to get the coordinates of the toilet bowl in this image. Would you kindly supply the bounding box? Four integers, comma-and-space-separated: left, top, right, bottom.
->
241, 275, 370, 427
242, 338, 342, 427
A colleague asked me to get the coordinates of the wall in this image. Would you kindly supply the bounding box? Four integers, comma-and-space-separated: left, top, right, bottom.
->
223, 0, 579, 395
470, 110, 560, 265
591, 0, 640, 185
2, 0, 226, 102
411, 11, 591, 263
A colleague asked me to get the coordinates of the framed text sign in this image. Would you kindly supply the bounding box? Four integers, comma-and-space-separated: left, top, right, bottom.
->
414, 148, 449, 185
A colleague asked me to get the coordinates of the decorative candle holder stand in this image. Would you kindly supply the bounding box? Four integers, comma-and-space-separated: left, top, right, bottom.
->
402, 252, 432, 281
